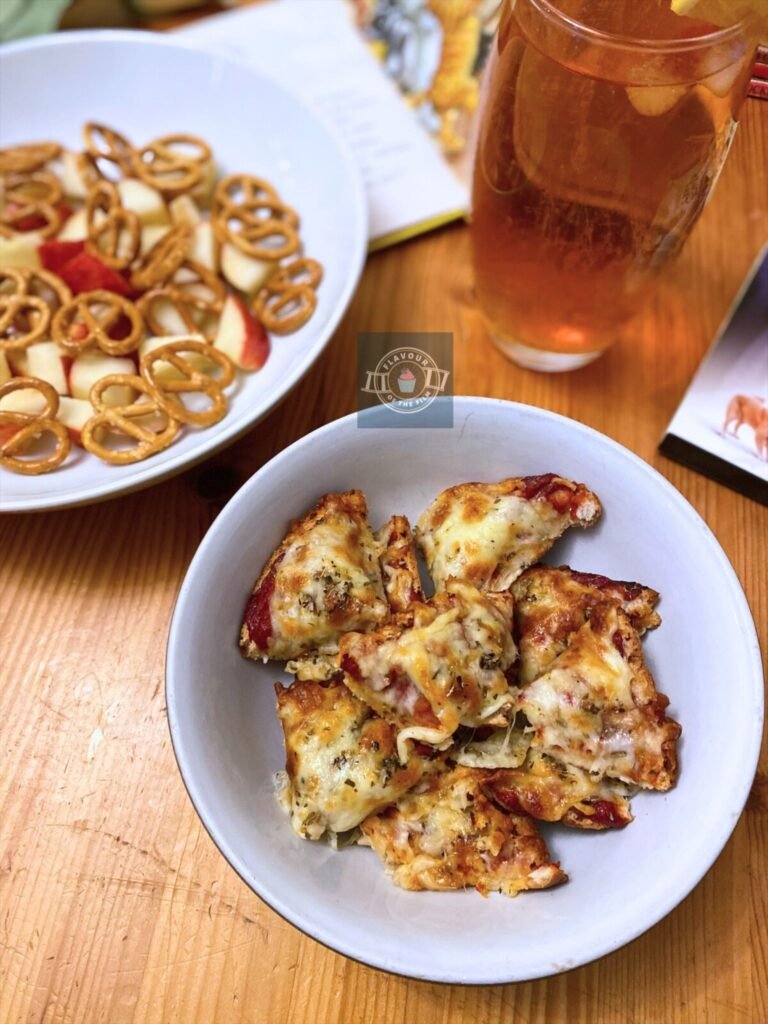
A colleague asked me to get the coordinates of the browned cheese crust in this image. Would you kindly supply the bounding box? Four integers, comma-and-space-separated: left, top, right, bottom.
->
375, 514, 423, 613
360, 766, 566, 896
519, 603, 680, 790
240, 490, 388, 661
275, 677, 429, 839
339, 580, 518, 743
512, 564, 661, 684
415, 474, 601, 592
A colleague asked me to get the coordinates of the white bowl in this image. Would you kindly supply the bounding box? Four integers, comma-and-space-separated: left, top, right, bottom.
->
166, 398, 763, 984
0, 31, 366, 511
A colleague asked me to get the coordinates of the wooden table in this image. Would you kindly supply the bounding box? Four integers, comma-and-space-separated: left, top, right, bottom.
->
2, 22, 767, 1024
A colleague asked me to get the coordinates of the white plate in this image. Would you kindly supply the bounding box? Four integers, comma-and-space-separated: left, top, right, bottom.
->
166, 398, 763, 984
0, 31, 366, 512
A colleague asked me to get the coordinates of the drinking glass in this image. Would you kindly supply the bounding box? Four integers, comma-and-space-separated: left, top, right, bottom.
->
470, 0, 760, 371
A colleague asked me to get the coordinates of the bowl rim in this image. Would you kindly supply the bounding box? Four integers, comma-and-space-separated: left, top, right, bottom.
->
165, 396, 764, 984
0, 29, 368, 512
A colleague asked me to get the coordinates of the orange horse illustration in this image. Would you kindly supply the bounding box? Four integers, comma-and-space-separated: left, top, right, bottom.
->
723, 394, 768, 461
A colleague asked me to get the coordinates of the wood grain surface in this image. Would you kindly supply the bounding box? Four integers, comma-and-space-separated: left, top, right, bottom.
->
1, 22, 767, 1024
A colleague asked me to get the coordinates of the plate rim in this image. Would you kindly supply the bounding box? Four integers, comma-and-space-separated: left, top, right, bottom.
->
0, 29, 368, 513
165, 396, 764, 984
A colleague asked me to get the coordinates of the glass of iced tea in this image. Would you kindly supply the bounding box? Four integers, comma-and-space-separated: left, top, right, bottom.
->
470, 0, 761, 371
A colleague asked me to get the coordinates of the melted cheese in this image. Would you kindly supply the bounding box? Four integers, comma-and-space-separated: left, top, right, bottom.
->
418, 487, 583, 591
520, 608, 678, 788
341, 580, 518, 741
454, 723, 531, 769
276, 679, 425, 840
360, 767, 566, 896
271, 519, 387, 653
512, 566, 661, 684
242, 492, 390, 661
482, 750, 633, 827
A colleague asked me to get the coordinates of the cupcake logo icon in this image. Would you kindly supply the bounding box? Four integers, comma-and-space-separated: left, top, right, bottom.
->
361, 346, 450, 415
398, 368, 417, 393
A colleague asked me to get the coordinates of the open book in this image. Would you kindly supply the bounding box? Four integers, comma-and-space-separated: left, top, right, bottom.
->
178, 0, 498, 248
660, 247, 768, 507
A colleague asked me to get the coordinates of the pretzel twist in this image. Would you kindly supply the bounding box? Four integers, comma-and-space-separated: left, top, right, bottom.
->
0, 294, 51, 351
82, 374, 181, 465
140, 338, 234, 427
52, 291, 144, 356
85, 180, 140, 270
0, 377, 70, 475
0, 142, 61, 176
252, 258, 323, 334
0, 170, 65, 238
82, 122, 136, 175
130, 224, 190, 290
134, 134, 211, 196
137, 259, 226, 341
0, 268, 29, 298
20, 267, 73, 311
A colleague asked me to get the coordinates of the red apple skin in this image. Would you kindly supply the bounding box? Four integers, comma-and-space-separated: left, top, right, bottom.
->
12, 202, 73, 233
56, 251, 133, 297
215, 295, 270, 371
240, 299, 270, 371
38, 239, 86, 275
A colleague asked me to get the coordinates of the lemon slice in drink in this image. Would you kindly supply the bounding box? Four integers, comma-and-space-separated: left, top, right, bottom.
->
671, 0, 768, 29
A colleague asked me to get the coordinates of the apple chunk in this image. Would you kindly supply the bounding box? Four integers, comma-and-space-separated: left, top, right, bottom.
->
220, 243, 276, 297
70, 351, 136, 407
26, 342, 70, 395
0, 231, 44, 269
0, 388, 48, 415
169, 194, 201, 227
213, 294, 270, 371
57, 395, 98, 446
60, 151, 90, 201
140, 224, 170, 257
189, 220, 218, 272
118, 178, 170, 227
57, 209, 89, 242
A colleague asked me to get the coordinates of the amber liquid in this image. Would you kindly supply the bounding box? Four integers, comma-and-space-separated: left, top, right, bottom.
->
471, 0, 756, 362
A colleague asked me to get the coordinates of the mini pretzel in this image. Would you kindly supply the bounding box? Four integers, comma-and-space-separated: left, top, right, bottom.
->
85, 181, 140, 270
52, 291, 143, 356
0, 268, 29, 298
212, 190, 300, 261
21, 267, 73, 311
70, 151, 103, 190
141, 338, 234, 427
130, 224, 190, 290
82, 374, 181, 465
0, 378, 70, 475
252, 258, 323, 334
0, 142, 61, 176
0, 170, 65, 238
137, 259, 226, 341
134, 134, 211, 196
213, 173, 280, 212
0, 294, 51, 351
0, 376, 59, 417
83, 122, 135, 175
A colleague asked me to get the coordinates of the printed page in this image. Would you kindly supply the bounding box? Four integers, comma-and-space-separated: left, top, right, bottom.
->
660, 246, 768, 505
177, 0, 468, 247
